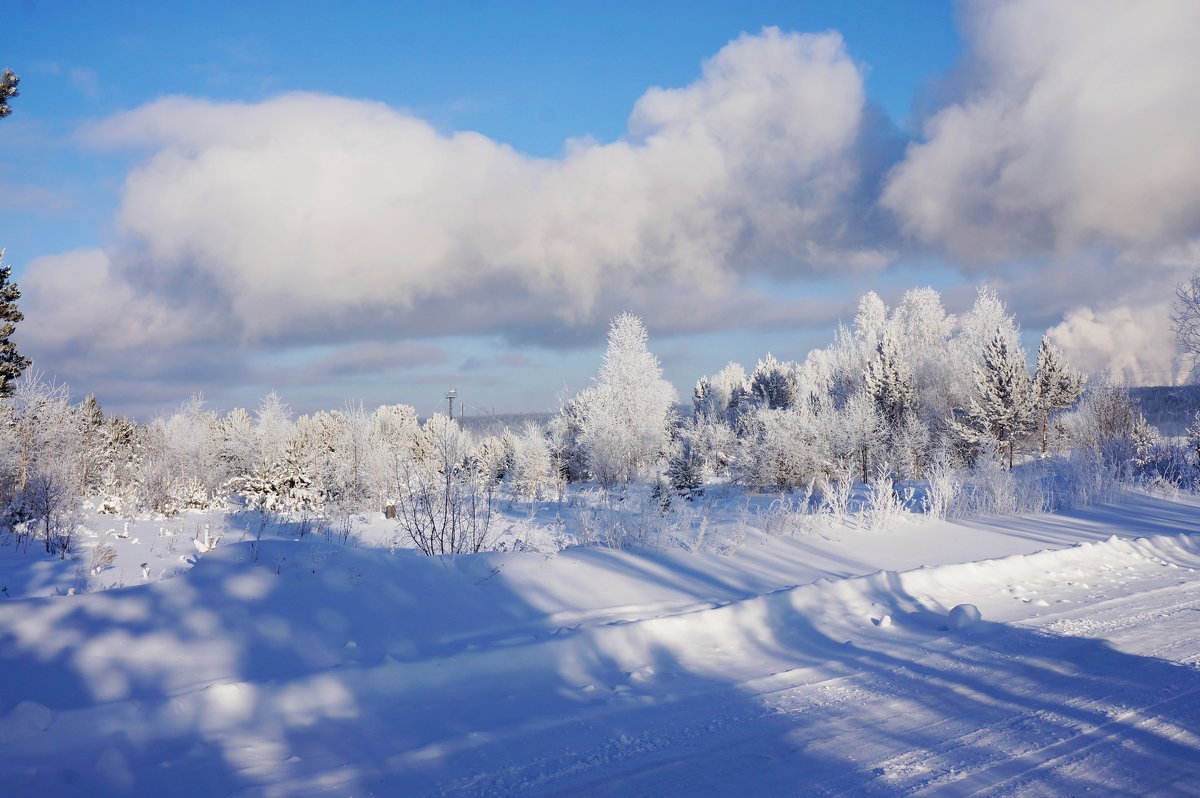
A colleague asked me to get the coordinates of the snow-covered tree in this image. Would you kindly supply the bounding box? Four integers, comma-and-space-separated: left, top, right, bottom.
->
865, 331, 915, 429
666, 436, 705, 500
255, 391, 294, 467
830, 391, 884, 482
576, 314, 678, 487
951, 329, 1036, 469
507, 421, 553, 501
8, 374, 83, 553
734, 406, 824, 490
853, 291, 887, 354
0, 251, 31, 397
1033, 336, 1085, 457
394, 414, 495, 555
750, 353, 797, 411
693, 362, 748, 423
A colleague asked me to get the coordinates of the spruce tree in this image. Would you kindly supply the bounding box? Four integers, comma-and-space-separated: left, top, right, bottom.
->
0, 252, 31, 396
950, 329, 1036, 469
864, 331, 916, 428
1033, 336, 1085, 457
750, 353, 797, 410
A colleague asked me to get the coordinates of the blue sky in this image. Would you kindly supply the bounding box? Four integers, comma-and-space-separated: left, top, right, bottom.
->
4, 1, 1198, 418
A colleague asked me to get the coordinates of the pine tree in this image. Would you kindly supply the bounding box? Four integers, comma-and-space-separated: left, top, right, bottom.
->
864, 331, 916, 428
666, 437, 704, 500
0, 69, 17, 119
950, 329, 1036, 469
0, 252, 31, 396
750, 353, 797, 410
1033, 336, 1085, 457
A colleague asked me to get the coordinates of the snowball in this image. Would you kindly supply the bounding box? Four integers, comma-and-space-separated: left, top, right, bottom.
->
948, 604, 981, 630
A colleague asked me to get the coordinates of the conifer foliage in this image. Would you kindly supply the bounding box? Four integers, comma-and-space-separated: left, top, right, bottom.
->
0, 252, 31, 397
1033, 336, 1085, 457
951, 329, 1036, 469
0, 69, 17, 118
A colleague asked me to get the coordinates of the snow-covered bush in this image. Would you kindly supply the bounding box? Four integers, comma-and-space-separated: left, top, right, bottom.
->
818, 465, 855, 525
393, 415, 496, 555
507, 422, 553, 501
862, 464, 908, 530
922, 454, 963, 519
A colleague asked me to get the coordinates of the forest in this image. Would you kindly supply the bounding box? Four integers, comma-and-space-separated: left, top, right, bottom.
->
0, 284, 1185, 561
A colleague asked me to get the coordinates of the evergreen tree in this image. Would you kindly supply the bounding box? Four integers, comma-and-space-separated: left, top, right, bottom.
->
0, 252, 31, 396
1033, 336, 1085, 457
750, 353, 797, 410
950, 329, 1036, 469
0, 69, 17, 119
864, 331, 916, 428
666, 437, 704, 500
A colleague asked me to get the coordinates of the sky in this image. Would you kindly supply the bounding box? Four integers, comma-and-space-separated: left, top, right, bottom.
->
4, 0, 1200, 420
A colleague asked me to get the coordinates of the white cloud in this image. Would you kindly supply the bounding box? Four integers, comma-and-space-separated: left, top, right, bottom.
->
879, 0, 1200, 385
883, 0, 1200, 261
48, 27, 882, 354
1046, 303, 1187, 386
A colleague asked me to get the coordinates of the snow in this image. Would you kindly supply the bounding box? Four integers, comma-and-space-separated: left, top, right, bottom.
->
2, 490, 1200, 795
948, 603, 982, 629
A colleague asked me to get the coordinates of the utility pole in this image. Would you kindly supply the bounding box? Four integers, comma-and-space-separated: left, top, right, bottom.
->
445, 388, 457, 419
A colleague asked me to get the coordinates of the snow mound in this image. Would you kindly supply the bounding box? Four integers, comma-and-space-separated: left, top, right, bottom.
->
948, 603, 981, 630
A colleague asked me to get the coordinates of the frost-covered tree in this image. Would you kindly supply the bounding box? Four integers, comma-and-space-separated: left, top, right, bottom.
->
9, 374, 83, 553
951, 329, 1036, 469
158, 395, 223, 508
693, 362, 748, 423
218, 408, 258, 487
507, 421, 553, 500
242, 437, 322, 514
1063, 378, 1157, 477
330, 402, 377, 510
255, 391, 294, 466
853, 291, 887, 354
750, 353, 797, 411
1033, 336, 1085, 457
576, 314, 678, 487
830, 391, 884, 482
864, 331, 915, 429
75, 395, 107, 495
1171, 269, 1200, 377
394, 415, 495, 555
666, 436, 705, 500
0, 69, 17, 119
0, 252, 31, 397
734, 406, 824, 490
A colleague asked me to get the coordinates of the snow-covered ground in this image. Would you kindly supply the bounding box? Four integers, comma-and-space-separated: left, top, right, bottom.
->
2, 490, 1200, 796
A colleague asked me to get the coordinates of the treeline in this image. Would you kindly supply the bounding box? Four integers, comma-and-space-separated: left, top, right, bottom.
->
666, 287, 1160, 494
0, 287, 1186, 558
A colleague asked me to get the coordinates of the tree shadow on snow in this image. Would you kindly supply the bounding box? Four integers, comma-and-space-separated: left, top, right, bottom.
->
0, 538, 1198, 796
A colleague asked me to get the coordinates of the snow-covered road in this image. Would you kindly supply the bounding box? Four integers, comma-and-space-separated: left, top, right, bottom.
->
2, 507, 1200, 796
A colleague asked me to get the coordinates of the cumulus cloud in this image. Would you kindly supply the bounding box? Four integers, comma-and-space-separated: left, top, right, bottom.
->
1046, 302, 1188, 385
42, 28, 884, 348
877, 0, 1200, 385
14, 27, 903, 411
883, 0, 1200, 262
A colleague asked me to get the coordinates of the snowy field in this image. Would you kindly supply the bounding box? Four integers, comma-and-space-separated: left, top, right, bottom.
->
2, 489, 1200, 796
